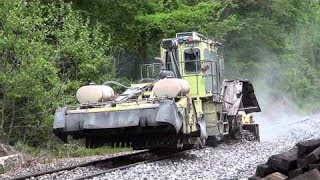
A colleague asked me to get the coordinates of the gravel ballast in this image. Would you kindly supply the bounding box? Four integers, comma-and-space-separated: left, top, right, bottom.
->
0, 151, 134, 179
93, 116, 320, 180
2, 115, 320, 180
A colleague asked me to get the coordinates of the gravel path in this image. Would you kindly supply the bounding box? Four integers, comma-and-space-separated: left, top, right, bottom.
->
2, 115, 320, 180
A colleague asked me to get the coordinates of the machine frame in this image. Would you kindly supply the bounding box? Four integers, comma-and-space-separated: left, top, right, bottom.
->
53, 32, 261, 149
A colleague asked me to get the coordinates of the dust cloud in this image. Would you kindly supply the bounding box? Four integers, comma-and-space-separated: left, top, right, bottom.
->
250, 72, 307, 141
253, 91, 302, 141
232, 48, 309, 141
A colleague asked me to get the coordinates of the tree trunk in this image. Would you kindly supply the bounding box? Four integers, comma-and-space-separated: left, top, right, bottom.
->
0, 94, 5, 139
138, 31, 147, 62
7, 100, 15, 144
23, 130, 27, 144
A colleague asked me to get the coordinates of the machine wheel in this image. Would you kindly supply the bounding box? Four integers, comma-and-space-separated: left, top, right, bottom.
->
206, 136, 218, 147
85, 138, 93, 148
194, 137, 206, 149
199, 138, 206, 148
228, 115, 242, 140
242, 130, 258, 141
230, 127, 242, 140
85, 138, 104, 148
242, 123, 260, 141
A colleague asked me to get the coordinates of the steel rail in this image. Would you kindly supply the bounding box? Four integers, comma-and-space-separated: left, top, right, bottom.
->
72, 148, 192, 180
287, 114, 320, 126
11, 150, 149, 180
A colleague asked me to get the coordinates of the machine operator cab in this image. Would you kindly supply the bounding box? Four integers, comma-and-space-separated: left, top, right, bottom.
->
140, 32, 223, 100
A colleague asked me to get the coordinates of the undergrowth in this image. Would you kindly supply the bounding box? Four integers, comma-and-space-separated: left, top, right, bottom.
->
14, 139, 132, 159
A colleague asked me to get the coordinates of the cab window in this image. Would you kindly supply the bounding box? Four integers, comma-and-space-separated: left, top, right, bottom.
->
184, 48, 200, 73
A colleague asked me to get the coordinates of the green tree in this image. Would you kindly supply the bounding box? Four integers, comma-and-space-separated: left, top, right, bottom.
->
68, 0, 241, 78
0, 0, 115, 146
225, 0, 320, 111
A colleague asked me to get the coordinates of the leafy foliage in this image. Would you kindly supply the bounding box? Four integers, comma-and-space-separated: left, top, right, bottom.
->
1, 0, 320, 148
0, 0, 115, 145
136, 1, 239, 39
224, 0, 320, 110
69, 0, 320, 112
68, 0, 240, 77
15, 140, 131, 158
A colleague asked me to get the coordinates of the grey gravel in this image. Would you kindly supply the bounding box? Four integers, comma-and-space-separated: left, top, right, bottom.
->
92, 116, 320, 180
2, 115, 320, 180
0, 151, 134, 180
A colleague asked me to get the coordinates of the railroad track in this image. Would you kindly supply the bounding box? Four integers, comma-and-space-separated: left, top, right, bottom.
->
11, 148, 190, 180
288, 114, 320, 126
74, 148, 191, 180
11, 150, 148, 180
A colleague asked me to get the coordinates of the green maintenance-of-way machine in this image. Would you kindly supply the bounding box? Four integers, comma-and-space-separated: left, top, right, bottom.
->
53, 32, 261, 149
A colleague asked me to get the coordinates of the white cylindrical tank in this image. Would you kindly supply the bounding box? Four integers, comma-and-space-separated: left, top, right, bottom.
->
76, 85, 114, 104
153, 79, 190, 98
